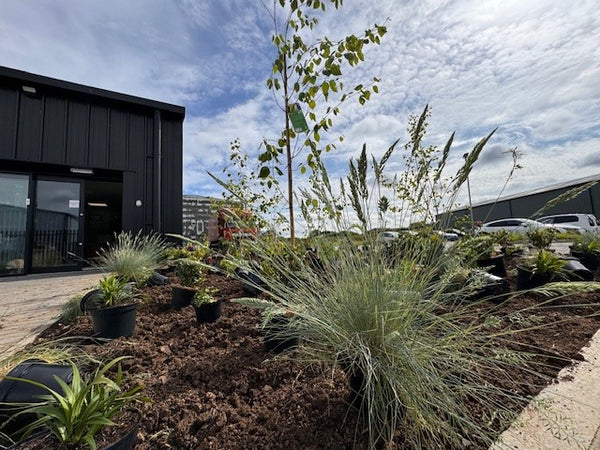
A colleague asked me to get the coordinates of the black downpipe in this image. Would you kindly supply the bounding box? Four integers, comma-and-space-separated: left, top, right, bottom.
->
153, 109, 162, 233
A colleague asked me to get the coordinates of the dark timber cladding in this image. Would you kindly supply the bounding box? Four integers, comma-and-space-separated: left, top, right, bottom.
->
0, 66, 185, 235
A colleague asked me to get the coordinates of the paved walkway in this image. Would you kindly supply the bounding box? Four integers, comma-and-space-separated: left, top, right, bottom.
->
0, 271, 102, 358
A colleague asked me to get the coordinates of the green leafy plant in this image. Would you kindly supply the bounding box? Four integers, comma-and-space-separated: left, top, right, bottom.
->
256, 0, 387, 245
192, 287, 219, 307
164, 242, 210, 262
526, 249, 568, 279
6, 356, 146, 450
174, 258, 203, 288
571, 231, 600, 255
96, 274, 135, 307
455, 234, 497, 263
527, 228, 557, 250
95, 231, 168, 286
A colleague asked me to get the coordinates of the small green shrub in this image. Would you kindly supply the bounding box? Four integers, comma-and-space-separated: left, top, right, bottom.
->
527, 228, 557, 250
96, 274, 135, 306
571, 231, 600, 255
527, 249, 568, 279
174, 258, 203, 287
192, 287, 219, 307
454, 234, 496, 263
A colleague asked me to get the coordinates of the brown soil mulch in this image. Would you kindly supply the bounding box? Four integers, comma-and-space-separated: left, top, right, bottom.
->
30, 264, 600, 449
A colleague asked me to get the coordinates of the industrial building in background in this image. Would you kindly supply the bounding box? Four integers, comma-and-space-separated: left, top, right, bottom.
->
446, 174, 600, 226
0, 66, 185, 276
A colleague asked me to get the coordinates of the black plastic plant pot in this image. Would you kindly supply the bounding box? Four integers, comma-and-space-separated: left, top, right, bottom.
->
570, 250, 600, 272
0, 360, 73, 437
194, 301, 222, 324
471, 272, 510, 304
79, 288, 103, 313
234, 268, 266, 296
263, 315, 298, 354
476, 255, 507, 277
343, 364, 366, 409
147, 272, 170, 286
564, 258, 594, 281
171, 286, 196, 310
102, 420, 139, 450
516, 266, 552, 290
88, 303, 138, 339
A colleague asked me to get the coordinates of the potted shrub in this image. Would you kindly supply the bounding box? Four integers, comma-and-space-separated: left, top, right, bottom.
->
192, 287, 221, 324
171, 258, 203, 310
516, 249, 568, 289
570, 231, 600, 271
80, 274, 138, 339
439, 258, 509, 303
526, 227, 557, 251
455, 234, 506, 277
3, 357, 146, 450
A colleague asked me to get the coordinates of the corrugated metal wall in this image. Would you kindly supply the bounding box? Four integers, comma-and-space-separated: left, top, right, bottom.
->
0, 72, 184, 236
448, 179, 600, 225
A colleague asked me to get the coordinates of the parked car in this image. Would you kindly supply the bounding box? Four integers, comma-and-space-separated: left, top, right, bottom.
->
479, 218, 557, 234
538, 213, 599, 232
437, 230, 462, 241
377, 231, 400, 243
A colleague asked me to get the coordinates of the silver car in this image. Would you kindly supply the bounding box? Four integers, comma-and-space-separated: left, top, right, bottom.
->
479, 218, 561, 233
538, 214, 598, 232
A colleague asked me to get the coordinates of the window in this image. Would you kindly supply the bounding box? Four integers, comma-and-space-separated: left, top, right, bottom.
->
553, 215, 577, 224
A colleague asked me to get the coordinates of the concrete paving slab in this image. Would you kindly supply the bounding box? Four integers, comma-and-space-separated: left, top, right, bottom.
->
0, 271, 102, 358
492, 327, 600, 450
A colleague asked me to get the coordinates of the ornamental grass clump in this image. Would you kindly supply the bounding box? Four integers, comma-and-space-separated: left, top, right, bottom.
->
234, 235, 531, 448
223, 106, 600, 448
95, 231, 168, 286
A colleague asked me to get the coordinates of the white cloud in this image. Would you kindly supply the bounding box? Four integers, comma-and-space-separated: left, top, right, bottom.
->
0, 0, 598, 227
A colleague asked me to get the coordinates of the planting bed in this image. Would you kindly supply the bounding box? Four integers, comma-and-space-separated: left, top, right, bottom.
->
32, 267, 600, 449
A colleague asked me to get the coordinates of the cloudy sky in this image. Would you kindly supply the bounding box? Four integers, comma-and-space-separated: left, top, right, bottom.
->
1, 0, 599, 223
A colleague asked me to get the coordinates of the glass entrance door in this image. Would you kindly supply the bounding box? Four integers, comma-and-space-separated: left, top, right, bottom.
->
32, 179, 83, 271
0, 173, 29, 275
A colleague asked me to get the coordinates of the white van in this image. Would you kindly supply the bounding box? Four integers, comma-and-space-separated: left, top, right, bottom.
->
538, 214, 599, 232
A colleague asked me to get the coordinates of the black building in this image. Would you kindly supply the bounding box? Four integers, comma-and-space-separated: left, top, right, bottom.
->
0, 66, 185, 276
